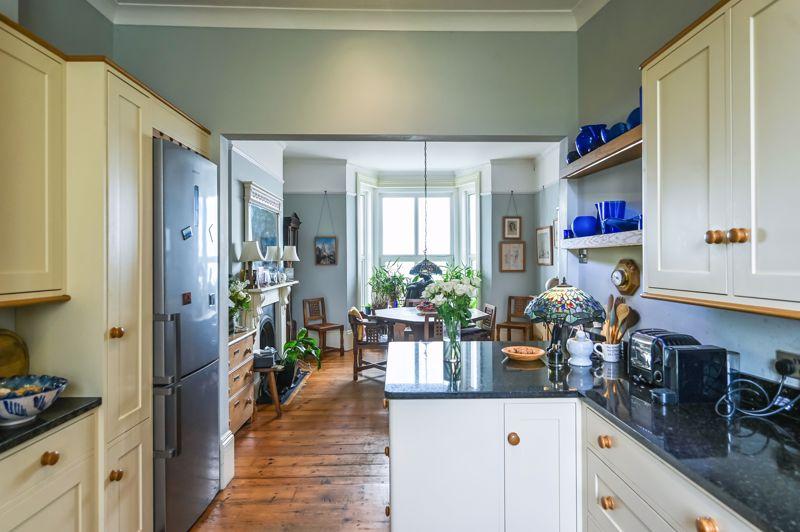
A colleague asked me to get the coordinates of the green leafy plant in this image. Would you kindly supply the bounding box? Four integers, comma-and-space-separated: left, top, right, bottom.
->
282, 328, 322, 369
228, 277, 250, 317
368, 262, 407, 307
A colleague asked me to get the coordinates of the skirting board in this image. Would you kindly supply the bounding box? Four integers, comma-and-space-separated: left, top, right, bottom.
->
220, 430, 235, 488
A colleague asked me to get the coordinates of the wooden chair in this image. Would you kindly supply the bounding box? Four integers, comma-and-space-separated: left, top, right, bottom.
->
462, 303, 497, 341
495, 296, 534, 341
302, 297, 344, 357
348, 310, 389, 381
423, 314, 443, 341
402, 299, 425, 340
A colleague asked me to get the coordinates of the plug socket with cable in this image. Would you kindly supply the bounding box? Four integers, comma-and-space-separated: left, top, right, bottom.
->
775, 351, 800, 378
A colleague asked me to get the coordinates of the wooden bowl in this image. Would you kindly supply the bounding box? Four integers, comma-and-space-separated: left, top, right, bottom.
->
501, 346, 546, 362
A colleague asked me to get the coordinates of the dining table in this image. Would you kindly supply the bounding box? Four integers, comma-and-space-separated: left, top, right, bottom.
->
373, 306, 488, 340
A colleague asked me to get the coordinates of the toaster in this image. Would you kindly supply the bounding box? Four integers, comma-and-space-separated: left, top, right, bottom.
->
662, 344, 728, 403
628, 329, 700, 386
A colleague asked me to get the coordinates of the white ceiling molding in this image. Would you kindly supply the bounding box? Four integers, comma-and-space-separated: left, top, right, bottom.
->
85, 0, 609, 31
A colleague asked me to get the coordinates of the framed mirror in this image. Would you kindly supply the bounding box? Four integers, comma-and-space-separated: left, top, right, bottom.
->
244, 181, 281, 259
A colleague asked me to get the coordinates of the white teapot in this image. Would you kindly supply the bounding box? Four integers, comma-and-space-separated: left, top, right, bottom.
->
567, 329, 594, 367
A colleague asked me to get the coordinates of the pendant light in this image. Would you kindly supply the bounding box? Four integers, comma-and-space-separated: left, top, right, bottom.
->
410, 141, 443, 277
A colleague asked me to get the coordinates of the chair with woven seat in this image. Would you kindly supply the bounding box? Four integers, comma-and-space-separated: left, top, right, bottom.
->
462, 303, 497, 341
302, 297, 344, 357
495, 296, 534, 341
348, 308, 390, 381
422, 314, 444, 341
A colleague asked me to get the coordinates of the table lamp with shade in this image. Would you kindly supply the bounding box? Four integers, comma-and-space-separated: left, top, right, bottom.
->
281, 245, 300, 280
239, 240, 264, 288
525, 279, 605, 367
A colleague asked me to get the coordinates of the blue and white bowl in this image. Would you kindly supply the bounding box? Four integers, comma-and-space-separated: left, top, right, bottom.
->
0, 375, 68, 427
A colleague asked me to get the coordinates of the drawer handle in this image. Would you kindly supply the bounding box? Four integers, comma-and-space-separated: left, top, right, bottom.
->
507, 432, 521, 446
727, 228, 749, 244
233, 375, 242, 382
597, 435, 613, 449
40, 451, 60, 466
704, 230, 725, 245
109, 469, 125, 482
232, 349, 240, 357
109, 326, 126, 339
246, 370, 254, 379
600, 496, 616, 511
244, 348, 253, 356
696, 517, 720, 532
234, 399, 241, 408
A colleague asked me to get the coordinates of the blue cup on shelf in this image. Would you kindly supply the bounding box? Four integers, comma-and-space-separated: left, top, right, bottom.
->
572, 216, 599, 238
595, 201, 626, 234
601, 122, 629, 144
566, 150, 580, 164
563, 229, 574, 240
575, 124, 606, 156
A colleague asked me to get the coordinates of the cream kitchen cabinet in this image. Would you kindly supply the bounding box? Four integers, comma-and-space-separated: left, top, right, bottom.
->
388, 398, 579, 531
105, 420, 154, 532
0, 23, 66, 304
642, 0, 800, 318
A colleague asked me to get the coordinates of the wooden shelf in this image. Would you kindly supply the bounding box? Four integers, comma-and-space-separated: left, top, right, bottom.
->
560, 230, 642, 250
560, 125, 642, 180
0, 294, 71, 309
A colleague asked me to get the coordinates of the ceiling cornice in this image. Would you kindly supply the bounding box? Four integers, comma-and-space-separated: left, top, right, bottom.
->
86, 0, 608, 32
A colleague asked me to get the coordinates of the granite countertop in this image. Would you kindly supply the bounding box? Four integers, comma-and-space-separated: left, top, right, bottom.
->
0, 397, 102, 454
384, 341, 800, 532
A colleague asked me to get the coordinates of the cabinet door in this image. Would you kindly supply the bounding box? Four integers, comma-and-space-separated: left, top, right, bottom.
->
504, 401, 577, 532
643, 14, 729, 295
105, 420, 153, 532
730, 0, 800, 302
107, 72, 152, 441
0, 457, 96, 531
0, 27, 65, 297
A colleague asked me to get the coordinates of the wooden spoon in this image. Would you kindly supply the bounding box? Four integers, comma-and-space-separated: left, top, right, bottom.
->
602, 295, 614, 338
618, 309, 640, 341
613, 304, 630, 343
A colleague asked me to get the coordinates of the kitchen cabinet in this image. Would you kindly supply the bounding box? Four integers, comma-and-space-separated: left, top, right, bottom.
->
105, 420, 153, 532
388, 398, 578, 531
228, 330, 256, 433
642, 0, 800, 318
0, 23, 66, 303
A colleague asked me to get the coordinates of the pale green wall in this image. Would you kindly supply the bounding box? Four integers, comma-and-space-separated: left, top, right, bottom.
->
19, 0, 112, 56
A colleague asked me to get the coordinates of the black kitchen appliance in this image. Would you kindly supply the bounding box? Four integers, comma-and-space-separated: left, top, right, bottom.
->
628, 329, 700, 386
662, 344, 728, 403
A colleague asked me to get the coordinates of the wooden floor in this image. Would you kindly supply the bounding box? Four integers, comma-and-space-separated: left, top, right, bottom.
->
193, 351, 390, 531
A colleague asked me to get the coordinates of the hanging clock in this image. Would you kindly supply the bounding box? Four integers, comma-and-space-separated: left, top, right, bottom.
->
611, 259, 640, 295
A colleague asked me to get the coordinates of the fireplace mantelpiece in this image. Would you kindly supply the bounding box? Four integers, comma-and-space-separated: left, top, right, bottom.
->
244, 280, 298, 353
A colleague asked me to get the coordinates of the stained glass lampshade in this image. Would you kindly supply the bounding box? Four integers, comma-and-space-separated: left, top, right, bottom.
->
525, 280, 605, 326
409, 258, 442, 276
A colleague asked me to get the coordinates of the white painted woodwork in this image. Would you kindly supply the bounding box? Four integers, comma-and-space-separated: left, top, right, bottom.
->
560, 230, 642, 250
106, 72, 153, 442
643, 12, 729, 295
0, 25, 65, 300
584, 406, 756, 531
730, 0, 800, 302
504, 401, 578, 532
105, 420, 153, 532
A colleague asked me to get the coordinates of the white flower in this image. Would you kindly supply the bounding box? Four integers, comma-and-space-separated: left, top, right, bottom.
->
432, 294, 446, 306
454, 284, 469, 296
470, 277, 481, 287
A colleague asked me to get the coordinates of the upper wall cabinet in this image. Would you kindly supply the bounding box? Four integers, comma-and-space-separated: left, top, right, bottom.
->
0, 26, 65, 303
642, 0, 800, 319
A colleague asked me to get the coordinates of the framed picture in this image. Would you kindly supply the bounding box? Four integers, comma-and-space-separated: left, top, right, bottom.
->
314, 236, 338, 266
499, 241, 526, 272
244, 181, 281, 258
502, 216, 522, 239
536, 226, 554, 266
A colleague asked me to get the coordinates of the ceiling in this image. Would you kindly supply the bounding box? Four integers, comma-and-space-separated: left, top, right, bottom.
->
87, 0, 608, 31
235, 140, 554, 173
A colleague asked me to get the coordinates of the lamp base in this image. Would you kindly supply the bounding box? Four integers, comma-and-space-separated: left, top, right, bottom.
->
546, 323, 572, 367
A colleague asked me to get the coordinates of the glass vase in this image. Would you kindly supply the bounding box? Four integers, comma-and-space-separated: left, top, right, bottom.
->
442, 317, 462, 362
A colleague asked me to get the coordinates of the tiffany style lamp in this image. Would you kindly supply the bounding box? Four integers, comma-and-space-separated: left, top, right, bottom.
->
525, 279, 606, 367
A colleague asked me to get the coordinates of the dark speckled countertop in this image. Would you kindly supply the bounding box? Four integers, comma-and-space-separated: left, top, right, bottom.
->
0, 397, 101, 454
385, 341, 800, 532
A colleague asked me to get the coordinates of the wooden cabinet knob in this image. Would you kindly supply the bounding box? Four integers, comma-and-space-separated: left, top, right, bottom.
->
727, 228, 749, 243
696, 516, 720, 532
600, 496, 616, 511
245, 370, 254, 379
40, 451, 60, 466
597, 435, 613, 449
109, 326, 126, 339
245, 397, 253, 406
385, 505, 391, 517
109, 469, 125, 482
507, 432, 521, 446
384, 446, 390, 457
704, 230, 725, 244
382, 398, 389, 409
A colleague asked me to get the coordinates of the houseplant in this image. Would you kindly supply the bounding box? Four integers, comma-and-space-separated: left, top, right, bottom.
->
228, 277, 251, 332
422, 264, 481, 361
277, 328, 322, 392
368, 263, 407, 309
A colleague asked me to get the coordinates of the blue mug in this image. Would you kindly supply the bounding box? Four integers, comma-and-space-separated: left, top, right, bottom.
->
572, 216, 599, 238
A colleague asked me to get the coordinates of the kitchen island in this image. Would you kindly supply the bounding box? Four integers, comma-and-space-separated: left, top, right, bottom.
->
385, 341, 800, 532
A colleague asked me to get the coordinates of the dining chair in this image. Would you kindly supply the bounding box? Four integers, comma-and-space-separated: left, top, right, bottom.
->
402, 299, 425, 340
462, 303, 497, 341
423, 314, 444, 341
302, 297, 344, 357
495, 296, 534, 341
347, 308, 389, 381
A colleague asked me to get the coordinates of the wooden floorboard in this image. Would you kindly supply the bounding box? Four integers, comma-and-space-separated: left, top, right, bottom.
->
193, 351, 389, 531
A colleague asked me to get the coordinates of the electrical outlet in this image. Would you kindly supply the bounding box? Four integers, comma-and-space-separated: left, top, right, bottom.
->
776, 350, 800, 379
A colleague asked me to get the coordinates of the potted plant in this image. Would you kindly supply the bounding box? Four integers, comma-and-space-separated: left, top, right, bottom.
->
368, 262, 407, 309
228, 277, 251, 332
277, 328, 322, 392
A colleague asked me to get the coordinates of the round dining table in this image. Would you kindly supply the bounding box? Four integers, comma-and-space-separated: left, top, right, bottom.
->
373, 306, 488, 340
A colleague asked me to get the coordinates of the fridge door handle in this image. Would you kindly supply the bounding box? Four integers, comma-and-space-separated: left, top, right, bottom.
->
154, 383, 182, 459
154, 313, 182, 386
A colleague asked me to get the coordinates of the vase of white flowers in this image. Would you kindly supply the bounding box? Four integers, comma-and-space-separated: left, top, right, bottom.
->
422, 265, 481, 362
229, 277, 251, 332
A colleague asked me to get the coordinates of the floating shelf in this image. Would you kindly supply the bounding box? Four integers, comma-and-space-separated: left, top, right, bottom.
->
560, 230, 642, 250
560, 125, 642, 180
0, 294, 71, 309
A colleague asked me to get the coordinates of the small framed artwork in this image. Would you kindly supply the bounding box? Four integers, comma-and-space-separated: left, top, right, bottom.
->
499, 241, 526, 272
536, 226, 554, 266
314, 236, 338, 266
502, 216, 522, 239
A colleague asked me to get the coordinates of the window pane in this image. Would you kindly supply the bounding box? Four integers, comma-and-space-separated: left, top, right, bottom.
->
417, 197, 451, 255
382, 197, 415, 255
385, 261, 415, 277
468, 194, 478, 255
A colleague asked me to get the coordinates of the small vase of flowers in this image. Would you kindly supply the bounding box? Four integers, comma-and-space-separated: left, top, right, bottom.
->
422, 265, 481, 361
228, 277, 251, 332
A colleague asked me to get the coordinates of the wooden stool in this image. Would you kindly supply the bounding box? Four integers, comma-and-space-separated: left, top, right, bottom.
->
254, 366, 282, 418
302, 297, 344, 357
